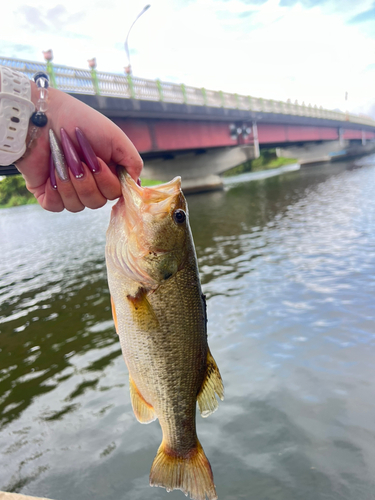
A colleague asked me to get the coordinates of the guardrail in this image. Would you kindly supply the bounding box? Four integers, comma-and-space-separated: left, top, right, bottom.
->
1, 56, 374, 128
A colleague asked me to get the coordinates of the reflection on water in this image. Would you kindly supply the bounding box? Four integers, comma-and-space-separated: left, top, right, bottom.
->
1, 157, 375, 499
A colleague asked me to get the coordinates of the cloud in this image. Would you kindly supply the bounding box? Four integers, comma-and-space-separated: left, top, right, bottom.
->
237, 0, 269, 4
279, 0, 326, 7
216, 9, 255, 20
17, 4, 85, 33
348, 3, 375, 23
0, 41, 35, 59
46, 4, 68, 22
0, 0, 374, 117
18, 6, 49, 31
238, 10, 254, 16
278, 0, 372, 13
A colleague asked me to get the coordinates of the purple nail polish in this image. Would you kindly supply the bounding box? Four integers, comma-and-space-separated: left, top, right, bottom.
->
137, 178, 142, 187
49, 153, 57, 189
60, 128, 84, 179
75, 127, 101, 174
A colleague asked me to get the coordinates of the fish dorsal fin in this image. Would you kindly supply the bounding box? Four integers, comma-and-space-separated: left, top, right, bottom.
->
111, 296, 118, 335
129, 375, 157, 424
197, 349, 224, 418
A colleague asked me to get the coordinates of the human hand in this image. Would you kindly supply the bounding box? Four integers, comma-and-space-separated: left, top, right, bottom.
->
16, 85, 143, 212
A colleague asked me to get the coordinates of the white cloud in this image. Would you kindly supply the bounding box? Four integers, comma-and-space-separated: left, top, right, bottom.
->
0, 0, 374, 117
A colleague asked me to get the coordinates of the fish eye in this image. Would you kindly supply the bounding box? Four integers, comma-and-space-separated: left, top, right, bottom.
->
173, 209, 186, 224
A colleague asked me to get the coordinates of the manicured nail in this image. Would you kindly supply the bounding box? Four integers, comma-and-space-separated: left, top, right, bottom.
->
49, 129, 69, 182
49, 153, 57, 190
75, 127, 101, 174
137, 178, 142, 186
60, 128, 84, 179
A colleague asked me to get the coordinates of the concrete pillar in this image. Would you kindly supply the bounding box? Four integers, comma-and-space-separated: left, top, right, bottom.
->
142, 145, 256, 193
362, 130, 366, 145
252, 121, 260, 158
277, 140, 345, 164
338, 127, 344, 147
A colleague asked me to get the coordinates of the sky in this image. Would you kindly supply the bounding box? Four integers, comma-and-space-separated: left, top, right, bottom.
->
1, 0, 374, 118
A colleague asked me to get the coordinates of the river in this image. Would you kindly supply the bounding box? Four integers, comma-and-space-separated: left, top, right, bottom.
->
1, 156, 375, 500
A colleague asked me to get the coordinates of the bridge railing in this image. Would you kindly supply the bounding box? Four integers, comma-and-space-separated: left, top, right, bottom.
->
1, 56, 374, 128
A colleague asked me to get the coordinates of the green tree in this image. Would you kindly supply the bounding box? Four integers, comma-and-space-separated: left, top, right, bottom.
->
0, 175, 36, 208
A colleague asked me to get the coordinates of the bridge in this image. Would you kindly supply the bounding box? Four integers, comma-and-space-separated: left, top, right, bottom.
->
2, 56, 375, 190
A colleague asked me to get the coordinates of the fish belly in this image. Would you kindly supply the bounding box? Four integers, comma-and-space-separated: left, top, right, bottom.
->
116, 264, 207, 441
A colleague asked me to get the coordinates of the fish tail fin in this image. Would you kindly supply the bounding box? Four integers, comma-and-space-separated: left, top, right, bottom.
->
149, 440, 217, 500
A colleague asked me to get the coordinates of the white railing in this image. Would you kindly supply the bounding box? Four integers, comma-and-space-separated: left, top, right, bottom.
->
1, 56, 374, 128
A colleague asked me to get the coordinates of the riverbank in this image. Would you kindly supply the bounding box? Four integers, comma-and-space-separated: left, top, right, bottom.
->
0, 150, 296, 208
0, 176, 163, 209
223, 162, 300, 186
222, 149, 297, 177
0, 492, 52, 500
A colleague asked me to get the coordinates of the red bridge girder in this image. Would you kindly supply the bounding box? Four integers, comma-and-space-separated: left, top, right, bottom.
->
114, 118, 375, 155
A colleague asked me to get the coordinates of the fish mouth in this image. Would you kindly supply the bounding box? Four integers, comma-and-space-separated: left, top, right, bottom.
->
117, 166, 182, 205
116, 167, 186, 225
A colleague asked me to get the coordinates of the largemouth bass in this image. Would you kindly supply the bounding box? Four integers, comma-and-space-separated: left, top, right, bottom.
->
105, 168, 224, 500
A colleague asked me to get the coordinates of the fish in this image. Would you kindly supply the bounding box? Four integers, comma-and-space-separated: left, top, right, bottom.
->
105, 167, 224, 500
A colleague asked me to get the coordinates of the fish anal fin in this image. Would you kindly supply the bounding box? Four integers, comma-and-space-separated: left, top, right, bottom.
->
110, 296, 118, 335
197, 349, 224, 418
150, 440, 217, 500
129, 375, 157, 424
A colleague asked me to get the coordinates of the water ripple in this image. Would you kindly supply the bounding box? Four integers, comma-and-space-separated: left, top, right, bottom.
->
1, 160, 375, 498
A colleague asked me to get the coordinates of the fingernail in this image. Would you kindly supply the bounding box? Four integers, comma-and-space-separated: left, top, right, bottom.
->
49, 129, 69, 182
60, 128, 84, 179
49, 153, 57, 190
75, 127, 101, 174
137, 178, 142, 186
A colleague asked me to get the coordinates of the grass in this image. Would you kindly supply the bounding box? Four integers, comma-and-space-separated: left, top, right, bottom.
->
223, 149, 298, 177
140, 178, 163, 186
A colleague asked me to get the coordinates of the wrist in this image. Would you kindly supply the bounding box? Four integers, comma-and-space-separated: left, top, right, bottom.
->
0, 68, 53, 168
0, 67, 35, 166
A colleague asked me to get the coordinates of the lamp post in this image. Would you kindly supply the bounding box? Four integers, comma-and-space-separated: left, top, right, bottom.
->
124, 4, 151, 75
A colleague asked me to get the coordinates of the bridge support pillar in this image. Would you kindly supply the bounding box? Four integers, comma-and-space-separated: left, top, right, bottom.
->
142, 145, 256, 193
339, 127, 345, 146
362, 130, 366, 145
252, 121, 260, 158
277, 140, 347, 165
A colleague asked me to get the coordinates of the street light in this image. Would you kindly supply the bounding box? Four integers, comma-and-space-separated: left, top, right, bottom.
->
124, 4, 151, 75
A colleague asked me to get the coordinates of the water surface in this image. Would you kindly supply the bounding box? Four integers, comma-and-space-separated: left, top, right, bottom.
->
1, 156, 375, 500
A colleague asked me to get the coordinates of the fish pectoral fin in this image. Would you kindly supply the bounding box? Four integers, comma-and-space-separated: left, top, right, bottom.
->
127, 288, 160, 328
110, 296, 119, 335
129, 375, 157, 424
197, 349, 224, 418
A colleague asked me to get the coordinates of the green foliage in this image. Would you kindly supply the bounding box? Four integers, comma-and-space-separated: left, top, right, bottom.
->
140, 178, 163, 186
223, 149, 297, 177
0, 175, 164, 209
0, 175, 37, 208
